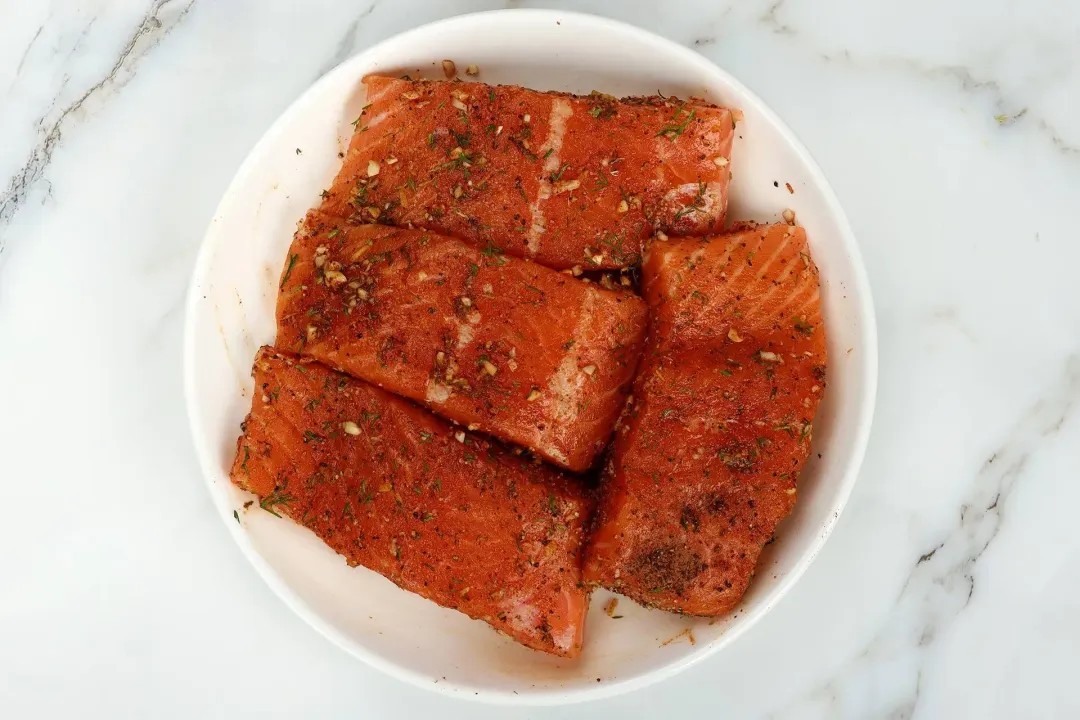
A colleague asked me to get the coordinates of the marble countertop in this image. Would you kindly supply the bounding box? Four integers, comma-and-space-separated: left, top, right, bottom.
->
2, 1, 1078, 717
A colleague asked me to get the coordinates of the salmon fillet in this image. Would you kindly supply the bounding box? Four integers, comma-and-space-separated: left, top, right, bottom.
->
277, 210, 648, 472
231, 348, 593, 657
583, 225, 827, 615
319, 75, 736, 270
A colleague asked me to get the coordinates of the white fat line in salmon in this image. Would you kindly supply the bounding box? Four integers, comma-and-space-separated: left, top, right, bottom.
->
534, 286, 598, 466
527, 98, 573, 257
739, 250, 816, 323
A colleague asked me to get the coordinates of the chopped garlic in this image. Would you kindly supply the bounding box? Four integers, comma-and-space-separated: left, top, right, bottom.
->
323, 270, 347, 286
554, 178, 581, 194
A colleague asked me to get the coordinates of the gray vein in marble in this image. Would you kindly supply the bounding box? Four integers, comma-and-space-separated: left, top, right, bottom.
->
760, 0, 795, 35
144, 292, 186, 353
0, 0, 195, 253
868, 669, 922, 720
928, 307, 978, 344
690, 6, 732, 48
820, 51, 1080, 159
315, 2, 377, 79
63, 17, 100, 66
14, 24, 45, 79
773, 355, 1080, 720
1035, 118, 1080, 156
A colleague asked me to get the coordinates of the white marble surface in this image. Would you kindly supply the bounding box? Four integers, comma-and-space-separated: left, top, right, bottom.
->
1, 0, 1078, 717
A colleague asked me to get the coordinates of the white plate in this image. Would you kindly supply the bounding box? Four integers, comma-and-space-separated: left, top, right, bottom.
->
184, 9, 877, 705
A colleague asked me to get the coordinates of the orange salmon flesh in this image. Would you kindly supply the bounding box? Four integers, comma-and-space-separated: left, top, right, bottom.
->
277, 210, 648, 472
231, 348, 594, 657
583, 225, 827, 615
319, 76, 736, 270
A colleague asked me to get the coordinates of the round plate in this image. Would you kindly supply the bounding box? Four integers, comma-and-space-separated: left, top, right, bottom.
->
184, 9, 877, 705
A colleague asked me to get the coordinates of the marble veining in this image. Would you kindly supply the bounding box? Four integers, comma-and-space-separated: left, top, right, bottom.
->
773, 356, 1080, 719
314, 2, 377, 80
759, 0, 796, 36
817, 52, 1080, 159
1, 1, 1078, 718
0, 0, 195, 246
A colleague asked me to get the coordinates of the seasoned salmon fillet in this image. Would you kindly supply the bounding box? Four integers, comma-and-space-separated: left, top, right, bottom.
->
583, 225, 827, 615
319, 75, 736, 270
231, 348, 593, 657
277, 210, 648, 472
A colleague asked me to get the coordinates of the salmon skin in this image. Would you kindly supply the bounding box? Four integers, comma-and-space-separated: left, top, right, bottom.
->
277, 210, 648, 473
583, 225, 827, 615
319, 75, 736, 271
231, 348, 593, 657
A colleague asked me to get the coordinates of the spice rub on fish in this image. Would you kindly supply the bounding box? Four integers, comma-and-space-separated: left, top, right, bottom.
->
319, 75, 736, 271
583, 225, 827, 615
278, 210, 647, 472
230, 348, 593, 657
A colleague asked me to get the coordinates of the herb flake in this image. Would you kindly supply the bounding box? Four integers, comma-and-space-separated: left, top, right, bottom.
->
260, 490, 296, 518
657, 104, 696, 141
279, 253, 299, 289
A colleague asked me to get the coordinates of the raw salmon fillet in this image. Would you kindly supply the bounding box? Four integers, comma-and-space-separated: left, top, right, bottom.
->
583, 225, 827, 615
319, 75, 736, 270
231, 348, 593, 657
277, 210, 648, 472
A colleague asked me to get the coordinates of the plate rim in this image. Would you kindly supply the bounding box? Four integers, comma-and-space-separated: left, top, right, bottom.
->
183, 7, 878, 706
